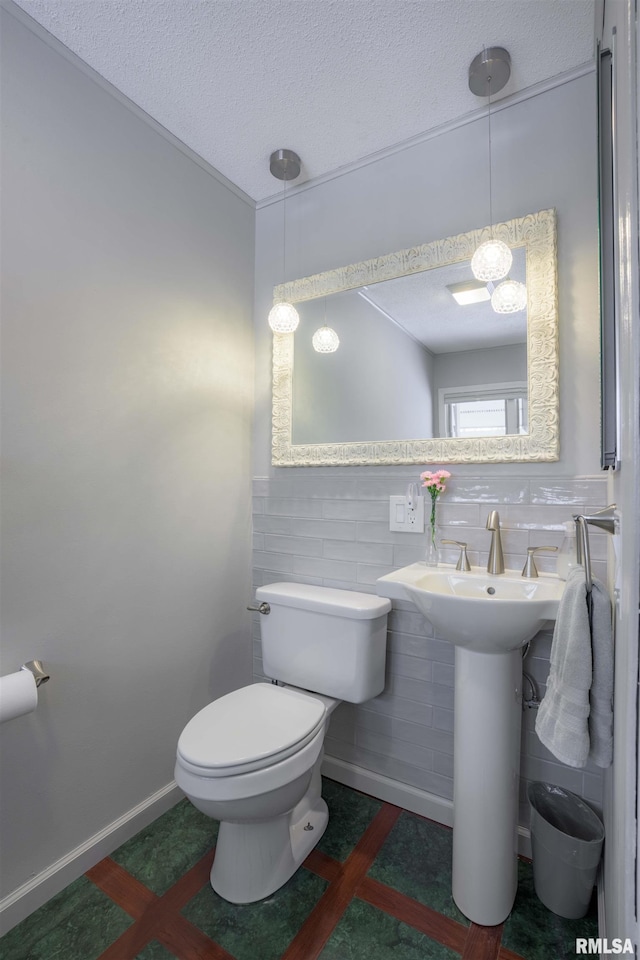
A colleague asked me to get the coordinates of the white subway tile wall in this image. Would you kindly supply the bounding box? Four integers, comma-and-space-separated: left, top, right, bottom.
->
252, 472, 609, 826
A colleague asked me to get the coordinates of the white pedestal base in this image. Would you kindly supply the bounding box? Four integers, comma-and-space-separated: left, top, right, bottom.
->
452, 647, 522, 925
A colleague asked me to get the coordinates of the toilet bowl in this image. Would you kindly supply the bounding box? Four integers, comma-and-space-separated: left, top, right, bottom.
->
175, 682, 336, 903
175, 582, 391, 904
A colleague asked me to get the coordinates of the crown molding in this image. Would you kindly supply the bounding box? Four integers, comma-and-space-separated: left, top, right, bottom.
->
257, 62, 595, 209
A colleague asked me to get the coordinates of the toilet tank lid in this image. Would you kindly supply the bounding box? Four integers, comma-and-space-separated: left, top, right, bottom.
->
255, 582, 391, 620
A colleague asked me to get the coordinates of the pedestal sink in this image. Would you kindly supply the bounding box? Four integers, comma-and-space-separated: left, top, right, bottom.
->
376, 563, 565, 926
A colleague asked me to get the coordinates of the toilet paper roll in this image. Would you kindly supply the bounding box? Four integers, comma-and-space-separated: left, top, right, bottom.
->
0, 670, 38, 723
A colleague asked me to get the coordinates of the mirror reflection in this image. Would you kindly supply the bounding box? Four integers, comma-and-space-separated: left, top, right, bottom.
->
292, 248, 527, 445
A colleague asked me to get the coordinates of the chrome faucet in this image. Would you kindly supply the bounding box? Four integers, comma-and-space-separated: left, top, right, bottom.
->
486, 510, 505, 575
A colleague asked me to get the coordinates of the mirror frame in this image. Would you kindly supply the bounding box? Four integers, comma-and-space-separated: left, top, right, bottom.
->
272, 208, 558, 466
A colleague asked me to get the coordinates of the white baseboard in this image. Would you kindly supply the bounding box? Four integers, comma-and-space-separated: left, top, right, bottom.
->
321, 755, 532, 859
0, 780, 182, 936
322, 755, 454, 826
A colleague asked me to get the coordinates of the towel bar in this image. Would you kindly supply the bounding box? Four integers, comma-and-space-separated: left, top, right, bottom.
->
573, 504, 617, 624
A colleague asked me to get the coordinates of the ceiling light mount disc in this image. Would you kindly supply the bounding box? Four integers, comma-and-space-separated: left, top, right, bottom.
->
468, 47, 511, 97
269, 149, 301, 181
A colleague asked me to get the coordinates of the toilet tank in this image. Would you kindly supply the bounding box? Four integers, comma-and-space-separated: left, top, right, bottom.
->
254, 582, 391, 703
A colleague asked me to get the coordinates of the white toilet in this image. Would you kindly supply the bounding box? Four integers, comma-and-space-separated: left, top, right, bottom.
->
174, 581, 391, 904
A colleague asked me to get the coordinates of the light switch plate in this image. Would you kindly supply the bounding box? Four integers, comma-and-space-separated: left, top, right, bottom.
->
389, 495, 425, 532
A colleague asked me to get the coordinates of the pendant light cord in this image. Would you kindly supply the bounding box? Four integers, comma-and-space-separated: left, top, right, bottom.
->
487, 68, 493, 238
282, 171, 287, 286
267, 149, 301, 332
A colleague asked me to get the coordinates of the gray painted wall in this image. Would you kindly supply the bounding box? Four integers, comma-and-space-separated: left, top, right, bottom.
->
0, 9, 255, 904
253, 74, 606, 828
292, 293, 434, 444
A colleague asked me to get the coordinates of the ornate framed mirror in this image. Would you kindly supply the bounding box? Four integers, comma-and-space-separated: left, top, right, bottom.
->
272, 208, 558, 466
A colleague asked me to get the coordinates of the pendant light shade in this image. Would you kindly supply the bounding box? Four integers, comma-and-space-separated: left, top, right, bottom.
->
468, 49, 514, 285
491, 279, 528, 314
268, 301, 300, 333
312, 326, 340, 353
268, 149, 301, 332
471, 239, 513, 282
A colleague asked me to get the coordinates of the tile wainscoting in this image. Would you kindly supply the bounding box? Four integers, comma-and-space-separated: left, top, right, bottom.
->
252, 471, 609, 834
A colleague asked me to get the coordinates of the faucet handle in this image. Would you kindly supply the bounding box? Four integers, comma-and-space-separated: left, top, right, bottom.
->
441, 539, 471, 572
522, 546, 558, 579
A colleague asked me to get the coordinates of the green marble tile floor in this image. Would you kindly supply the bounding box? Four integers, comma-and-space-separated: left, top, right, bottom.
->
0, 875, 133, 960
0, 778, 600, 960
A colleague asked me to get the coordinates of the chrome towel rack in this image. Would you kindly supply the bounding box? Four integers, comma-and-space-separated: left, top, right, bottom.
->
573, 504, 617, 624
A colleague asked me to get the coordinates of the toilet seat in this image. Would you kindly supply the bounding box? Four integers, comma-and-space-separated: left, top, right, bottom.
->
176, 683, 326, 778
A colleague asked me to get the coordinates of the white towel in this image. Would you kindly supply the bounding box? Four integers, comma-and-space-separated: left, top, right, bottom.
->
535, 566, 613, 769
587, 576, 614, 767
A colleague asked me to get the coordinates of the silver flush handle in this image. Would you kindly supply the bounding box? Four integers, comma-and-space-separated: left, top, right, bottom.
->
247, 601, 271, 615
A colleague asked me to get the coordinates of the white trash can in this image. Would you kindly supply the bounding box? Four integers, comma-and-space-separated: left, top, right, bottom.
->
528, 782, 604, 920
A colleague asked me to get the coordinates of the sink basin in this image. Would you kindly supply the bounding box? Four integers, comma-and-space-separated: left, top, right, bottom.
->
377, 562, 565, 652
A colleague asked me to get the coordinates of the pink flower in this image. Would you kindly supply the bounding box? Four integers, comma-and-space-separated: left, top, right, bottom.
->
420, 468, 451, 545
419, 467, 451, 495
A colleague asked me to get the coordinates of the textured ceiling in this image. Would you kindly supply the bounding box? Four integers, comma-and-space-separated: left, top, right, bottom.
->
11, 0, 596, 202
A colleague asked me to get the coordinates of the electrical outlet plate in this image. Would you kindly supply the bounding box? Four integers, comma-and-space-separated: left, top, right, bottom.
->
389, 495, 425, 533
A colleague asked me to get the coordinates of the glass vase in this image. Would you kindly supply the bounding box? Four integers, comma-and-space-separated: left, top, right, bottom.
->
425, 526, 439, 566
425, 496, 439, 566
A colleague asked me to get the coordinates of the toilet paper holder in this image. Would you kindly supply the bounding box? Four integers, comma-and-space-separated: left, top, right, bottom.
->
21, 660, 50, 688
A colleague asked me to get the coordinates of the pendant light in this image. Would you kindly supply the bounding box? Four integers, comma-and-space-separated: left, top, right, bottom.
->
312, 326, 340, 352
469, 48, 513, 283
312, 298, 339, 352
491, 278, 528, 313
268, 149, 302, 333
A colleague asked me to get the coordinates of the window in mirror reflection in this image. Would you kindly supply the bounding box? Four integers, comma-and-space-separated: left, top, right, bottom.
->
440, 383, 528, 438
